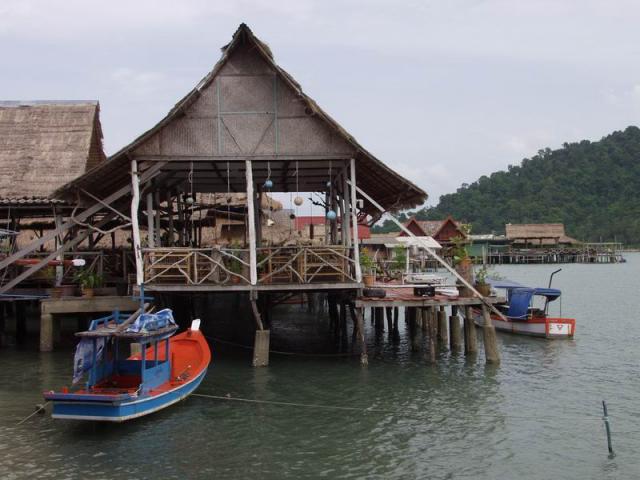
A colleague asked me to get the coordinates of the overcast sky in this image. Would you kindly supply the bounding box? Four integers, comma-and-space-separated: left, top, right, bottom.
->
2, 0, 639, 205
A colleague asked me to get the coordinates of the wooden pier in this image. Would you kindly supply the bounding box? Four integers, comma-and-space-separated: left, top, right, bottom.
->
353, 285, 503, 365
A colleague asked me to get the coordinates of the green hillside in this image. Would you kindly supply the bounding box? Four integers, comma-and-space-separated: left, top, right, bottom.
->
377, 126, 640, 243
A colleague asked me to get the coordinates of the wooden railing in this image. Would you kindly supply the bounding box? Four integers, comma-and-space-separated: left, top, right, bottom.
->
142, 246, 356, 286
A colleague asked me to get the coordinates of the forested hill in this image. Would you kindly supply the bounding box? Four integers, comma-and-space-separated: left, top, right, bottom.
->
393, 126, 640, 243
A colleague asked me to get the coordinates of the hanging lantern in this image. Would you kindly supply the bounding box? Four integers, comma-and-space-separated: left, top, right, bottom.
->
266, 218, 275, 227
264, 179, 273, 189
326, 210, 337, 221
185, 196, 194, 205
294, 196, 304, 206
326, 180, 332, 189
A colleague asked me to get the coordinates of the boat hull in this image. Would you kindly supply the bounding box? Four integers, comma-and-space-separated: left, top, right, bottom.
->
472, 308, 575, 338
49, 367, 207, 422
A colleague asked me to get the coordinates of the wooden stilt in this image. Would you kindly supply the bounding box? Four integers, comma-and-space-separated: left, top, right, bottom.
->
355, 307, 368, 365
437, 307, 448, 348
253, 330, 270, 367
481, 305, 500, 364
449, 306, 462, 351
428, 307, 437, 363
464, 305, 478, 355
409, 308, 421, 351
385, 307, 393, 333
421, 307, 428, 332
16, 302, 26, 345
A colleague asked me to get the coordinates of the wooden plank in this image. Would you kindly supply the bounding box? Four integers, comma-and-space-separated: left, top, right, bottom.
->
41, 296, 140, 314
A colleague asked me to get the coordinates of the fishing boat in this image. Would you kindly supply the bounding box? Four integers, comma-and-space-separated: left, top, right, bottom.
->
473, 270, 576, 338
43, 308, 211, 422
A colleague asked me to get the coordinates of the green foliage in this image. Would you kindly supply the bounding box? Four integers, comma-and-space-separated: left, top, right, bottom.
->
359, 248, 376, 274
74, 270, 103, 289
415, 126, 640, 244
392, 245, 406, 271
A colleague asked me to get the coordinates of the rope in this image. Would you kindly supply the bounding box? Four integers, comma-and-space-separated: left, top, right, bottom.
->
205, 335, 358, 357
17, 402, 49, 425
189, 393, 609, 423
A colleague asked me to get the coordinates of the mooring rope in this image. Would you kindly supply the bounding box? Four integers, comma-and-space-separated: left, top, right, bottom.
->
205, 335, 359, 357
190, 393, 610, 424
17, 401, 49, 425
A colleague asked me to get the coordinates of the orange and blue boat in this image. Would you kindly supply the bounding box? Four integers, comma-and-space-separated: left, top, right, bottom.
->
472, 271, 576, 338
43, 308, 210, 422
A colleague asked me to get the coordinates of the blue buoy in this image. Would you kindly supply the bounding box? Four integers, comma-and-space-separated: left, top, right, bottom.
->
326, 210, 337, 221
264, 179, 273, 189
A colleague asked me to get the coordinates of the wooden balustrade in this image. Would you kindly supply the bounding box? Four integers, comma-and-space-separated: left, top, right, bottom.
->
142, 246, 356, 286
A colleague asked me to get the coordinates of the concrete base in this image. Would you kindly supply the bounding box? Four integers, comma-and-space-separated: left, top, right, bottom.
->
252, 329, 270, 367
40, 313, 53, 352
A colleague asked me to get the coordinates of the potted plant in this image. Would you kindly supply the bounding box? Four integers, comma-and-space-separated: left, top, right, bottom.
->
228, 257, 243, 284
474, 265, 492, 296
74, 271, 103, 297
360, 248, 376, 287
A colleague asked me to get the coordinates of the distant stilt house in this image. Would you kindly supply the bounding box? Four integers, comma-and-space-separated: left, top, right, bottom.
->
505, 223, 578, 247
400, 216, 466, 246
0, 24, 426, 294
478, 223, 624, 264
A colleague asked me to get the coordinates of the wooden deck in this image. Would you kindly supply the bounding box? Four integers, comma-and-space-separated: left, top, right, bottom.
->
356, 285, 504, 308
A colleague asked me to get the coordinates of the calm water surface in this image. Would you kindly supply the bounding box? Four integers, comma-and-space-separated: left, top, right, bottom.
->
1, 254, 639, 479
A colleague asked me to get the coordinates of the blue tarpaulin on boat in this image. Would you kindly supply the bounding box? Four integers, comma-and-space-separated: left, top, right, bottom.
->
126, 308, 176, 333
73, 337, 105, 384
488, 278, 561, 301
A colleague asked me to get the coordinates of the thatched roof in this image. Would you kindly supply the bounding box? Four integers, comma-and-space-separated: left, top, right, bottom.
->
505, 223, 579, 244
0, 101, 105, 204
56, 24, 427, 213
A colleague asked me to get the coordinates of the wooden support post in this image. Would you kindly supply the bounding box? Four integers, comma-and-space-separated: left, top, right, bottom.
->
375, 307, 384, 333
420, 307, 428, 332
393, 307, 399, 334
154, 190, 161, 247
245, 160, 258, 285
349, 158, 361, 283
428, 307, 437, 363
130, 160, 144, 285
464, 305, 478, 355
253, 330, 270, 367
339, 301, 348, 338
449, 307, 462, 351
146, 192, 155, 248
481, 305, 500, 364
437, 307, 448, 348
342, 167, 352, 248
385, 307, 393, 333
354, 307, 368, 365
166, 190, 174, 246
409, 308, 421, 351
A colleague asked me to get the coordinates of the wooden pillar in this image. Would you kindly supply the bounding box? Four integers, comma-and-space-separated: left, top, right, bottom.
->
393, 307, 399, 333
166, 190, 174, 246
349, 158, 361, 283
253, 330, 270, 367
437, 306, 448, 348
408, 308, 421, 351
449, 306, 462, 351
428, 307, 437, 363
464, 305, 478, 355
342, 167, 352, 248
374, 307, 384, 333
354, 307, 368, 365
245, 160, 258, 285
146, 191, 155, 248
130, 159, 144, 285
481, 305, 500, 364
154, 190, 162, 247
420, 307, 428, 332
385, 307, 393, 333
